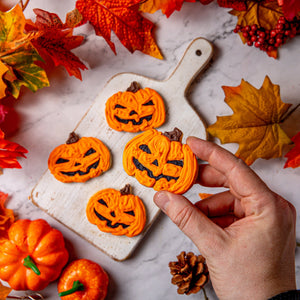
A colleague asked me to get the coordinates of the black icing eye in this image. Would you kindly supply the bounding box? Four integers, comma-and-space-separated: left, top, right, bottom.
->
98, 199, 108, 207
167, 160, 184, 167
142, 100, 154, 106
152, 159, 158, 166
114, 104, 126, 109
139, 144, 151, 154
56, 158, 70, 164
124, 210, 135, 216
84, 148, 96, 157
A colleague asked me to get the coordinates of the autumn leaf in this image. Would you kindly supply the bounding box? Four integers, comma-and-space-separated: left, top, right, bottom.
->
284, 132, 300, 168
0, 5, 49, 98
139, 0, 196, 18
25, 9, 87, 80
281, 0, 300, 20
0, 61, 8, 99
0, 129, 28, 169
207, 76, 292, 165
199, 193, 212, 200
76, 0, 163, 59
217, 0, 247, 11
0, 281, 12, 300
0, 191, 14, 241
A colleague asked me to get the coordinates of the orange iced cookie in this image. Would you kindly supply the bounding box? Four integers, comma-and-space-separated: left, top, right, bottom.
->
105, 81, 165, 132
123, 128, 198, 194
48, 132, 111, 183
86, 184, 146, 237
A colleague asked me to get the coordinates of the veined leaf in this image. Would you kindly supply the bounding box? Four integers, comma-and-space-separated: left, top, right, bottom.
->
207, 76, 292, 165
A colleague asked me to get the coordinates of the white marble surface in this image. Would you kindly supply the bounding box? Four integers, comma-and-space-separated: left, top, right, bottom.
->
1, 1, 300, 299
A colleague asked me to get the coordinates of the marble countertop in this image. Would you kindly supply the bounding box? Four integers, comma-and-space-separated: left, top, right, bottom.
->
1, 0, 300, 299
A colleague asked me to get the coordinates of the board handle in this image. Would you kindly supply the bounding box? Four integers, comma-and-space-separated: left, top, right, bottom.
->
166, 38, 213, 95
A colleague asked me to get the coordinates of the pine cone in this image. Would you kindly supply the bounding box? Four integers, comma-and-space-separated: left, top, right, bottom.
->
169, 251, 209, 295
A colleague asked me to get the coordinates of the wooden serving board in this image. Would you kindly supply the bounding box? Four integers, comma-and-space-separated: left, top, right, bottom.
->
30, 38, 213, 261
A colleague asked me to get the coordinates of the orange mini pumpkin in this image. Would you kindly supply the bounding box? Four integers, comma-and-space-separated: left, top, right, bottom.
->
123, 128, 198, 194
0, 219, 69, 291
86, 184, 146, 237
48, 132, 111, 183
58, 259, 109, 300
105, 82, 166, 132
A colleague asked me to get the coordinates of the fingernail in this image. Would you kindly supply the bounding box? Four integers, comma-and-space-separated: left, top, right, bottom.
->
154, 191, 170, 212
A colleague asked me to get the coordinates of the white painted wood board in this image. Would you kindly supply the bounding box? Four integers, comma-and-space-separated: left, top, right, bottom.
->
30, 38, 213, 261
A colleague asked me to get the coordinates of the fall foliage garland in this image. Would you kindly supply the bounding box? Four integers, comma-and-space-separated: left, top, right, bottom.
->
0, 0, 299, 170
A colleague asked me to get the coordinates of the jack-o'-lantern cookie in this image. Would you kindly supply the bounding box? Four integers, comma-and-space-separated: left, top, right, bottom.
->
86, 184, 146, 237
48, 132, 111, 183
123, 128, 198, 194
105, 81, 166, 132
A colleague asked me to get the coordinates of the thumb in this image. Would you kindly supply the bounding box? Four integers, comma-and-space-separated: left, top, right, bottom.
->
154, 191, 226, 254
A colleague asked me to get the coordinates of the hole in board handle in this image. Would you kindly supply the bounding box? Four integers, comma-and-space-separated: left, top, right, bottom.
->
195, 49, 202, 56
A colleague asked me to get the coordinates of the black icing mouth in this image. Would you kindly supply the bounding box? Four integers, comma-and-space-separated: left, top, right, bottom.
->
93, 208, 129, 229
61, 160, 100, 176
114, 115, 152, 125
133, 157, 180, 182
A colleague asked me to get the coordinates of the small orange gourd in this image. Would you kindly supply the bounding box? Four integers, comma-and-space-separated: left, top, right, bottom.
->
0, 219, 69, 291
86, 184, 146, 237
123, 128, 198, 194
105, 82, 166, 132
58, 259, 109, 300
48, 132, 111, 183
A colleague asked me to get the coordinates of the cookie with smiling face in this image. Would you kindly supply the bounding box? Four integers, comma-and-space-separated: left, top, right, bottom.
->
123, 128, 198, 194
48, 132, 111, 183
86, 184, 146, 237
105, 82, 166, 132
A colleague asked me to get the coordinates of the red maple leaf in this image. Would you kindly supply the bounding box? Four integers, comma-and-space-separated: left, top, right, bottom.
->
281, 0, 300, 20
0, 129, 28, 169
76, 0, 162, 58
25, 9, 87, 80
284, 132, 300, 168
217, 0, 247, 11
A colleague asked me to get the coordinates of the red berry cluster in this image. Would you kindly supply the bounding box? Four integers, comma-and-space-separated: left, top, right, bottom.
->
233, 16, 300, 54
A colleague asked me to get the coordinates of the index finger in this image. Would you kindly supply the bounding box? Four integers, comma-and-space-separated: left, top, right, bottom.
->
187, 137, 269, 199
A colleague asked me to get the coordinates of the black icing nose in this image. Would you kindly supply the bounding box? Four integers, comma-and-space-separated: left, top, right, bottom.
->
129, 110, 138, 116
110, 211, 116, 217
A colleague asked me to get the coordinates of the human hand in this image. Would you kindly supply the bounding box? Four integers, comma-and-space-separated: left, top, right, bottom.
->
154, 137, 296, 300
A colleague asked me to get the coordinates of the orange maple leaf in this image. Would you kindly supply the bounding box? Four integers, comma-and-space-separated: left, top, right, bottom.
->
0, 61, 8, 99
0, 129, 28, 169
139, 0, 196, 18
76, 0, 162, 59
198, 193, 212, 200
0, 281, 12, 300
284, 132, 300, 168
207, 76, 292, 165
25, 9, 87, 80
0, 192, 14, 241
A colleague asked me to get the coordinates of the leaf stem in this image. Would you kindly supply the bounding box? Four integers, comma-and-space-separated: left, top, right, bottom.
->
202, 287, 209, 300
280, 103, 300, 123
19, 0, 30, 11
58, 280, 85, 297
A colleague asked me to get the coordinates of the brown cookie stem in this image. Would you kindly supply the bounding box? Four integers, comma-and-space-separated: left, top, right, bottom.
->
126, 82, 141, 93
120, 184, 132, 195
66, 132, 80, 144
163, 128, 183, 142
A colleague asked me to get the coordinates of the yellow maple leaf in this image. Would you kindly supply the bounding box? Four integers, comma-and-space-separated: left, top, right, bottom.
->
207, 76, 292, 165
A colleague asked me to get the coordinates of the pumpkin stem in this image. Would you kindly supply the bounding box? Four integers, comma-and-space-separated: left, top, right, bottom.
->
126, 81, 141, 93
58, 280, 85, 296
66, 132, 80, 144
23, 255, 41, 276
120, 184, 132, 195
163, 127, 183, 142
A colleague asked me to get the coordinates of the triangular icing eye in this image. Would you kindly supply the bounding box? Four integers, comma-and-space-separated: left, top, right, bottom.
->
124, 210, 135, 216
142, 100, 154, 106
56, 158, 70, 164
98, 199, 108, 207
139, 144, 151, 154
114, 104, 126, 109
167, 160, 184, 167
84, 148, 96, 157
